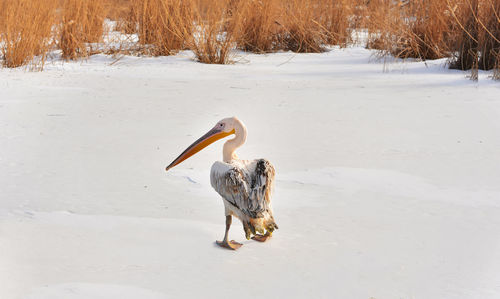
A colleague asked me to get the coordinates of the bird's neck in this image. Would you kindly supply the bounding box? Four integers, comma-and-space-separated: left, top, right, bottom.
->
223, 119, 247, 163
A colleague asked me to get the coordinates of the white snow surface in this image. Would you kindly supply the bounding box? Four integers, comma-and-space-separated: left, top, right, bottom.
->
1, 48, 500, 299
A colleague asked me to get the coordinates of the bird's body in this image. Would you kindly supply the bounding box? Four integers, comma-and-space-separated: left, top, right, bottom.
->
165, 117, 278, 250
211, 158, 278, 240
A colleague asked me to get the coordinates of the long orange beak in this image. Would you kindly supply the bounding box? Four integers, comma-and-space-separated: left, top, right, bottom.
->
165, 126, 235, 171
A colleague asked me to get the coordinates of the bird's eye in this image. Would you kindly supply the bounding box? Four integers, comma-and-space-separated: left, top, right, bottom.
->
219, 123, 224, 127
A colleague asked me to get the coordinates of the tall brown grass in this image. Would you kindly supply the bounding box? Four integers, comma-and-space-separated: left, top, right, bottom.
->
280, 0, 327, 53
188, 0, 238, 63
478, 0, 500, 71
317, 0, 352, 47
0, 0, 498, 78
448, 0, 479, 77
231, 0, 350, 54
0, 0, 57, 69
114, 5, 138, 34
104, 0, 132, 21
60, 0, 107, 60
132, 0, 193, 56
446, 0, 500, 80
363, 0, 499, 79
366, 0, 453, 60
231, 0, 283, 53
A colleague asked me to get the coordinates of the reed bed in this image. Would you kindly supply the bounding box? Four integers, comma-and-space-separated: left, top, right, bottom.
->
230, 0, 351, 54
0, 0, 57, 69
189, 0, 238, 63
0, 0, 498, 78
317, 0, 352, 47
60, 0, 107, 60
365, 0, 453, 60
478, 0, 500, 72
280, 0, 328, 53
132, 0, 193, 56
231, 0, 283, 53
364, 0, 500, 79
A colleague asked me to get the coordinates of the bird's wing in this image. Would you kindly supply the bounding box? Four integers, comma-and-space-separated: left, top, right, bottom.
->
210, 159, 275, 218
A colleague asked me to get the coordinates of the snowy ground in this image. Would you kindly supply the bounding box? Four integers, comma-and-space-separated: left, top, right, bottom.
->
1, 48, 500, 299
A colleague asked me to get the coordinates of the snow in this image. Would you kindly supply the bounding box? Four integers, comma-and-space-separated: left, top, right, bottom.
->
1, 47, 500, 299
26, 283, 168, 299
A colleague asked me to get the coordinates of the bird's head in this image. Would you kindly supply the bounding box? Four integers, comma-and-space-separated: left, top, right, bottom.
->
213, 117, 239, 135
165, 117, 237, 171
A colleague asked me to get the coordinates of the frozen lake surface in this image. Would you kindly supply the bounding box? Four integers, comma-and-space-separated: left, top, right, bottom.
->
1, 48, 500, 299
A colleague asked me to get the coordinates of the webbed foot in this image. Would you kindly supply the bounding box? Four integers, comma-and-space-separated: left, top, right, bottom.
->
216, 240, 243, 250
251, 233, 271, 242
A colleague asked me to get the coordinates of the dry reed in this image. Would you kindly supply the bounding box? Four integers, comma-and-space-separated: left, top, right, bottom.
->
447, 0, 499, 80
232, 0, 345, 53
231, 0, 283, 53
133, 0, 193, 56
366, 0, 453, 60
280, 0, 327, 53
189, 0, 237, 64
115, 5, 138, 34
448, 0, 479, 76
60, 0, 107, 60
0, 0, 57, 69
478, 0, 500, 71
316, 0, 352, 47
0, 0, 497, 79
364, 0, 499, 79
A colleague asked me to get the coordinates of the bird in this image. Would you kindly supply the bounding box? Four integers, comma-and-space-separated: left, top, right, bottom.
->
165, 117, 278, 250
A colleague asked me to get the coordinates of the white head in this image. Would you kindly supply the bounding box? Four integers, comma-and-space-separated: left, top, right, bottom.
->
213, 117, 239, 135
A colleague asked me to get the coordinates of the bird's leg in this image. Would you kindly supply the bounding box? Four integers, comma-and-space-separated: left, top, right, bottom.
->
252, 231, 272, 242
216, 215, 242, 250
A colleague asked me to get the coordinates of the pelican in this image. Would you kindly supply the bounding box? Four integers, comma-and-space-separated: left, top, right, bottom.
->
165, 117, 278, 250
